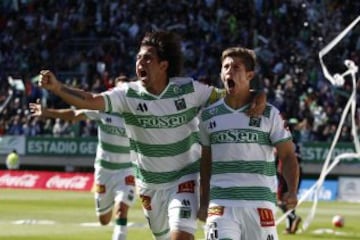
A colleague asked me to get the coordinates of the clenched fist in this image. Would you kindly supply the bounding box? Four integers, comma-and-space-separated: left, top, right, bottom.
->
282, 192, 298, 210
38, 70, 61, 92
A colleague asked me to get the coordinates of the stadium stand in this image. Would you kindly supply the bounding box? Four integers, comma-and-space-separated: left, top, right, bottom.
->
0, 1, 359, 173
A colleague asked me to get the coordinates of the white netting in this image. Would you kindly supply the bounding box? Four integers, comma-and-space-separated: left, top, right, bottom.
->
276, 15, 360, 231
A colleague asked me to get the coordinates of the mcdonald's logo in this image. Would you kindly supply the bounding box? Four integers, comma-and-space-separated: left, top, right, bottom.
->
257, 208, 275, 227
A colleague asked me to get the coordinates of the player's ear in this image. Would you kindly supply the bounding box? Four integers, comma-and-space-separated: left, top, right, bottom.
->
160, 60, 169, 72
247, 71, 255, 81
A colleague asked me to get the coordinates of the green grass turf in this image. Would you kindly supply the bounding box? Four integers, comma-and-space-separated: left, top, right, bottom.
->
0, 189, 359, 240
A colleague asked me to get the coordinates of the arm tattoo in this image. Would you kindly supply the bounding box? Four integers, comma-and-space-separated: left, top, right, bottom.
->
61, 86, 86, 100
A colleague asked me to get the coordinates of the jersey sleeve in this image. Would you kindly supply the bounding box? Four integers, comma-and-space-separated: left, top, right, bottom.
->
101, 85, 127, 113
198, 112, 211, 146
81, 110, 100, 121
193, 81, 224, 107
270, 107, 292, 145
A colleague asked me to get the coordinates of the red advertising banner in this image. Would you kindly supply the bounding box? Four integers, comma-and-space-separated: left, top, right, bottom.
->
0, 170, 94, 191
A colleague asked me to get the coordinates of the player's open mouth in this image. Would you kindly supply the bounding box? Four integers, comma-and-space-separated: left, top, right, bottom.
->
227, 79, 235, 88
139, 70, 147, 78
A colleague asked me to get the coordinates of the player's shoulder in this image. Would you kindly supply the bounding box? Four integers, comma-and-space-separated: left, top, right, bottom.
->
170, 77, 194, 85
258, 102, 277, 116
200, 98, 225, 121
170, 77, 212, 90
169, 77, 205, 96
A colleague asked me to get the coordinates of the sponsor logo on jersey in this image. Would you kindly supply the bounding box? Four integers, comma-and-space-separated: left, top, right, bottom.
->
257, 208, 275, 227
208, 206, 224, 216
128, 189, 135, 201
179, 198, 192, 218
140, 195, 152, 210
267, 234, 275, 240
249, 117, 261, 127
100, 124, 126, 136
174, 98, 186, 110
95, 184, 106, 193
178, 180, 195, 193
137, 103, 148, 112
179, 206, 191, 219
208, 121, 216, 129
211, 129, 259, 143
137, 115, 187, 128
125, 175, 135, 186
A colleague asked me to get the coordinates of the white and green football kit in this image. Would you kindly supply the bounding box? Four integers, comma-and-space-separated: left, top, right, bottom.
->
199, 99, 292, 240
102, 77, 222, 238
82, 110, 135, 215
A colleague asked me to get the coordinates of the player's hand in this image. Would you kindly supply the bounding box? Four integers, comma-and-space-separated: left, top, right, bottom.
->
247, 91, 266, 117
282, 192, 298, 210
39, 70, 61, 92
29, 101, 43, 117
197, 205, 208, 222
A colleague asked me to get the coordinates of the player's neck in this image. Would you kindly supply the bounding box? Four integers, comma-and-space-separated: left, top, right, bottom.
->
224, 92, 251, 110
147, 76, 169, 95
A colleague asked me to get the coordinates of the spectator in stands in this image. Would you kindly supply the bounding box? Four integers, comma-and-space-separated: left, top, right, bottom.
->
0, 0, 358, 144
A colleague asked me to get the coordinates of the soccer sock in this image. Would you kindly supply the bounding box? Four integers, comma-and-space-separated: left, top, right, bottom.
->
112, 218, 127, 240
288, 210, 297, 220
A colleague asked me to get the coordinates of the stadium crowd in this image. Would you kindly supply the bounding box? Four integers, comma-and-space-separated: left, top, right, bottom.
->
0, 0, 359, 143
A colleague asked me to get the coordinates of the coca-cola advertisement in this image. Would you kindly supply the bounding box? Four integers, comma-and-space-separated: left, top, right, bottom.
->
0, 170, 94, 191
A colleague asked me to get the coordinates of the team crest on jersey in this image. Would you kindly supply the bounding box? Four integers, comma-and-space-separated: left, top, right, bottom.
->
209, 107, 218, 116
95, 184, 106, 193
140, 195, 152, 210
208, 206, 224, 216
174, 98, 186, 110
257, 208, 275, 227
249, 117, 261, 127
173, 85, 179, 93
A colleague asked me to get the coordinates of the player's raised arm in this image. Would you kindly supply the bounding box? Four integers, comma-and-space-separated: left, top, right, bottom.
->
29, 102, 87, 122
39, 70, 105, 111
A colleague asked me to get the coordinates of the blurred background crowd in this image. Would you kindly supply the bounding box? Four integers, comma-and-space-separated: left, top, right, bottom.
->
0, 0, 359, 143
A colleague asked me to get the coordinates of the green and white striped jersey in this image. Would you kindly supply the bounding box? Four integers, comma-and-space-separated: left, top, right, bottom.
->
82, 110, 132, 170
102, 77, 221, 189
199, 99, 292, 209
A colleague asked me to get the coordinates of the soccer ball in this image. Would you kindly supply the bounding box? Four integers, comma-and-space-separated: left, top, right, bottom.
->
332, 215, 344, 228
6, 152, 19, 170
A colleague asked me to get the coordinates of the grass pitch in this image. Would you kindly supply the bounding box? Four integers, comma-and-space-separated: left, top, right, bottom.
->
0, 189, 359, 240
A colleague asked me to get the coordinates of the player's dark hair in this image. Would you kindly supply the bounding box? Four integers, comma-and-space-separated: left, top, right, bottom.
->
141, 31, 183, 77
221, 47, 256, 71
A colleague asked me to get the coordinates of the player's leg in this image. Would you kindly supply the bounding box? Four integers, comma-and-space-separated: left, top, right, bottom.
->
289, 210, 301, 234
168, 179, 199, 240
112, 171, 136, 240
242, 207, 279, 240
94, 167, 115, 225
205, 206, 240, 240
112, 202, 130, 240
138, 188, 171, 240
